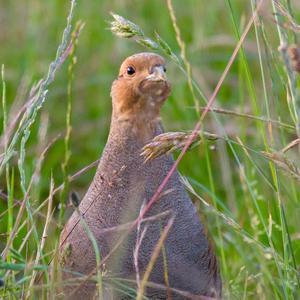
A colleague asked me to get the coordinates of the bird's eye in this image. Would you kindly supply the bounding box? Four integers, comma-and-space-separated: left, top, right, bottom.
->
126, 66, 136, 76
163, 66, 166, 72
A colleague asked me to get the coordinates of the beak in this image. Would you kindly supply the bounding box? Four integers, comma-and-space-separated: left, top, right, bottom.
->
146, 65, 167, 82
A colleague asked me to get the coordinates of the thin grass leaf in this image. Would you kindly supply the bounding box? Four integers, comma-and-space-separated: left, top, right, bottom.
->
0, 0, 77, 174
0, 263, 48, 272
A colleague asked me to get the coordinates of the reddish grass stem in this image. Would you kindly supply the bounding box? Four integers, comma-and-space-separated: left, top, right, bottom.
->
136, 0, 264, 224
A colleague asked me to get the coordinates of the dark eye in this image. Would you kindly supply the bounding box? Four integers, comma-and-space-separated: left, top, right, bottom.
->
127, 66, 136, 76
163, 66, 166, 72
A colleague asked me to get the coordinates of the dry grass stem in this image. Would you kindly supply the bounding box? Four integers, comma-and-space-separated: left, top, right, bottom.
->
116, 277, 216, 300
281, 138, 300, 153
1, 136, 59, 260
274, 0, 300, 33
261, 151, 300, 184
166, 0, 200, 114
272, 0, 300, 135
59, 208, 173, 297
26, 176, 55, 298
197, 106, 295, 130
70, 192, 104, 300
134, 202, 148, 291
136, 216, 175, 300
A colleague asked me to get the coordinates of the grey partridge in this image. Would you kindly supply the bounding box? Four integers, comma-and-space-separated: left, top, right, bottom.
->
59, 52, 221, 299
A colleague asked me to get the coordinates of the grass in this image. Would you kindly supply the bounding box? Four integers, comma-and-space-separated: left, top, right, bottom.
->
0, 0, 300, 299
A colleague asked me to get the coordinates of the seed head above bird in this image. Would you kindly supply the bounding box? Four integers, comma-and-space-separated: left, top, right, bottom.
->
59, 52, 221, 299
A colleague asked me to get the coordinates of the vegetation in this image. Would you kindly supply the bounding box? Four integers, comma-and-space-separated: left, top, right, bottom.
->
0, 0, 300, 298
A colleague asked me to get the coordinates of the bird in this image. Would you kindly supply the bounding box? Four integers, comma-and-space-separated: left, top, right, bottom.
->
59, 52, 221, 299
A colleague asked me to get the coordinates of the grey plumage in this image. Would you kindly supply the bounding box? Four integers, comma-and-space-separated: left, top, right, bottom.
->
59, 53, 221, 299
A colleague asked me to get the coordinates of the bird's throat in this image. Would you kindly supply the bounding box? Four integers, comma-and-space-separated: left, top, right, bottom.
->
110, 112, 162, 144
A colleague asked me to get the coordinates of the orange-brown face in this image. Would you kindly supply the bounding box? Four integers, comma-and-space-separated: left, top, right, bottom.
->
111, 52, 171, 120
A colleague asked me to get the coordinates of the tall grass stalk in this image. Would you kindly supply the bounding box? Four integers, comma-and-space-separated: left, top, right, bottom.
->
203, 136, 228, 278
166, 0, 230, 280
26, 175, 54, 298
59, 21, 84, 227
1, 65, 7, 148
0, 0, 77, 175
10, 158, 99, 249
136, 216, 174, 300
166, 0, 200, 115
2, 65, 13, 265
251, 0, 293, 297
272, 0, 300, 136
262, 0, 299, 294
70, 192, 103, 300
226, 1, 294, 297
1, 0, 77, 262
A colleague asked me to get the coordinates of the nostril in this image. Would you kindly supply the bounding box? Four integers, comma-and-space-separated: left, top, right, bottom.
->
150, 64, 161, 74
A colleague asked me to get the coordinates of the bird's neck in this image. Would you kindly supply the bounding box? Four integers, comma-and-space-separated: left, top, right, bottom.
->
110, 110, 163, 143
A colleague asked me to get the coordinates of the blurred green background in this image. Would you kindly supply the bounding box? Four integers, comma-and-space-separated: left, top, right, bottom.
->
1, 0, 300, 299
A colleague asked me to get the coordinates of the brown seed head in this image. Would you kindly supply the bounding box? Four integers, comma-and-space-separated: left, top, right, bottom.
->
287, 44, 300, 74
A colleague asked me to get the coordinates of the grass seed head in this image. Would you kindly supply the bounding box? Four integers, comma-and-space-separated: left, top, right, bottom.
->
141, 131, 219, 162
110, 13, 144, 38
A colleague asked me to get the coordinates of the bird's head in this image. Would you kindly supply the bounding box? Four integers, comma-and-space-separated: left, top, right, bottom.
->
111, 52, 171, 121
